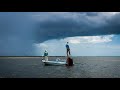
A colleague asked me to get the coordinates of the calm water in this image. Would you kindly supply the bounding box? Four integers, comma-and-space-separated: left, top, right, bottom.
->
0, 56, 120, 78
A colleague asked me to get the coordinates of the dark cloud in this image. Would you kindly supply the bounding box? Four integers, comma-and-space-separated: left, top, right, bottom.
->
35, 12, 120, 42
78, 12, 98, 16
35, 18, 90, 42
0, 12, 120, 55
85, 12, 98, 16
97, 13, 120, 35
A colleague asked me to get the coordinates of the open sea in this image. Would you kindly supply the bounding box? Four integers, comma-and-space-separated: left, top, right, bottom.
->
0, 56, 120, 78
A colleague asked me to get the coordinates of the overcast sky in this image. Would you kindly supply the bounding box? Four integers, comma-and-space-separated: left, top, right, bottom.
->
0, 12, 120, 56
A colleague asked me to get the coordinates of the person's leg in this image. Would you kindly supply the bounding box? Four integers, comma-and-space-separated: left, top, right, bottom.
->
69, 50, 70, 54
46, 56, 48, 61
69, 49, 71, 55
67, 49, 69, 56
45, 56, 46, 61
45, 56, 48, 61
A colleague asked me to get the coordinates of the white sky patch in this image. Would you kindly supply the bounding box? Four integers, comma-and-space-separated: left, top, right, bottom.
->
34, 43, 48, 48
68, 39, 80, 44
33, 43, 49, 55
101, 12, 120, 16
33, 34, 115, 56
105, 45, 120, 49
61, 35, 114, 44
33, 40, 66, 56
34, 43, 49, 51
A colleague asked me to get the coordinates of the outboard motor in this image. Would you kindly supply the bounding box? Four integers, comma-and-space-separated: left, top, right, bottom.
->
66, 57, 73, 66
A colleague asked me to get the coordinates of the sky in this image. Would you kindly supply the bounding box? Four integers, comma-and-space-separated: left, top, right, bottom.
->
0, 12, 120, 56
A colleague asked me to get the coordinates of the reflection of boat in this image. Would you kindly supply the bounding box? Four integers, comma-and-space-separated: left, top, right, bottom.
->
42, 59, 67, 66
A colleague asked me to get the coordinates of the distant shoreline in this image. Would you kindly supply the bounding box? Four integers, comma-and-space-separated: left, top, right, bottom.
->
0, 56, 66, 58
0, 56, 66, 57
0, 56, 120, 57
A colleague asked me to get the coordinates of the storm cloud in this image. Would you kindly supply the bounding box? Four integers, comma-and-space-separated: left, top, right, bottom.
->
0, 12, 120, 55
34, 12, 120, 42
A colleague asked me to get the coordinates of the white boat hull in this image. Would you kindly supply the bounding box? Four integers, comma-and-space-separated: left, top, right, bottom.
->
42, 60, 67, 65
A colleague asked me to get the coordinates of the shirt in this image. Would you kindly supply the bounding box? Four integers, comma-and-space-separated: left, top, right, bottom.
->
66, 44, 70, 49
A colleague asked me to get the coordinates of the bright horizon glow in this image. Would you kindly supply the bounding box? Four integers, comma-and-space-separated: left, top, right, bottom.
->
61, 35, 114, 44
34, 34, 120, 56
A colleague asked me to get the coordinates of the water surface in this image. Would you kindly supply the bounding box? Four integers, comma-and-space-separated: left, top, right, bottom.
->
0, 56, 120, 78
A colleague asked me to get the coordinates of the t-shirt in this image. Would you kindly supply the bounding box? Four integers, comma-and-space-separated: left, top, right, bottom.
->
66, 44, 69, 49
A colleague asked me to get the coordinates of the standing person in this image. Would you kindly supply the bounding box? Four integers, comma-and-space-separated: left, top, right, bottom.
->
66, 42, 71, 56
44, 50, 48, 61
65, 42, 73, 66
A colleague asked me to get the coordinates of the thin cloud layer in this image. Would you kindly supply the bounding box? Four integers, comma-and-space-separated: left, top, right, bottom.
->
61, 35, 114, 44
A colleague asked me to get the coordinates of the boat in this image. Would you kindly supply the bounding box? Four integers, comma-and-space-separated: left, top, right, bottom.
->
42, 58, 67, 66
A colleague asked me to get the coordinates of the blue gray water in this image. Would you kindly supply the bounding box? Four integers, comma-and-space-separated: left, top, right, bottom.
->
0, 56, 120, 78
